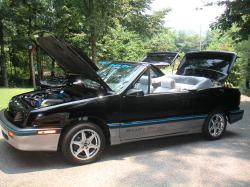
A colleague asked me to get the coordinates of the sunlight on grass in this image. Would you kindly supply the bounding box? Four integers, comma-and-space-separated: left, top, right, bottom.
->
0, 88, 33, 110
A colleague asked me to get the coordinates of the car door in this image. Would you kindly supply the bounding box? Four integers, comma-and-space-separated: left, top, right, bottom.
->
119, 67, 190, 141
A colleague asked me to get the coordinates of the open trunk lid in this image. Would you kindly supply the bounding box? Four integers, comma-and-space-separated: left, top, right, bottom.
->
176, 51, 237, 84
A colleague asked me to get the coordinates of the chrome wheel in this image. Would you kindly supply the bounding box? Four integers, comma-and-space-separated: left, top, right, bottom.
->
70, 129, 101, 160
208, 114, 225, 137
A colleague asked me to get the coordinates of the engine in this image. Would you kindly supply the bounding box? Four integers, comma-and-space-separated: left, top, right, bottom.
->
22, 89, 72, 108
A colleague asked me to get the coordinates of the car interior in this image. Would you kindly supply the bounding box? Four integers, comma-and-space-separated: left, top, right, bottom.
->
134, 74, 213, 94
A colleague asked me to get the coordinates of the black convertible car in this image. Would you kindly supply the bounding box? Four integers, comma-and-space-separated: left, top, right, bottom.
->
0, 36, 244, 164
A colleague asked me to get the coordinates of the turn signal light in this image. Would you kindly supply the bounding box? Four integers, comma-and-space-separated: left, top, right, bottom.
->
8, 131, 14, 138
37, 130, 56, 135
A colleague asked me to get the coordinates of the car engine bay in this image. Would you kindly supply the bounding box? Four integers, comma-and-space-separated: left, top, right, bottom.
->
21, 85, 100, 108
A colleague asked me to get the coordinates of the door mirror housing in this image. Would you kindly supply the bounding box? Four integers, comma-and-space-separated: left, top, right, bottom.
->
125, 88, 144, 97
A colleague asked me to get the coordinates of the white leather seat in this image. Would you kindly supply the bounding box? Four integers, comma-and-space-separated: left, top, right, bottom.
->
153, 78, 176, 93
165, 75, 213, 90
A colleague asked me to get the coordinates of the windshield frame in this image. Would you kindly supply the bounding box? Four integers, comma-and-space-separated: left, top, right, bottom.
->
98, 63, 146, 93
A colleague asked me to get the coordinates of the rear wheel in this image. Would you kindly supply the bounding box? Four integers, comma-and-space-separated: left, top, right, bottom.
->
203, 112, 227, 140
61, 122, 106, 165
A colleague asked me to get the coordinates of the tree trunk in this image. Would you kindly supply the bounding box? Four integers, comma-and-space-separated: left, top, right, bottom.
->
0, 19, 8, 87
28, 49, 33, 83
28, 7, 33, 85
51, 59, 55, 75
90, 29, 97, 64
30, 50, 36, 89
88, 0, 97, 64
36, 47, 42, 81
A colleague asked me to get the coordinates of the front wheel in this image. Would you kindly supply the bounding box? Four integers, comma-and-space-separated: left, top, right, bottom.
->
203, 112, 227, 140
60, 122, 106, 165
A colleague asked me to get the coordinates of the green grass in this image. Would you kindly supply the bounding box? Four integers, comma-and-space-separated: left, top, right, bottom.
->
0, 88, 33, 110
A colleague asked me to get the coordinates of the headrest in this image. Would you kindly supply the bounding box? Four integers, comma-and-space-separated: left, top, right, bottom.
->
139, 76, 149, 85
161, 78, 175, 89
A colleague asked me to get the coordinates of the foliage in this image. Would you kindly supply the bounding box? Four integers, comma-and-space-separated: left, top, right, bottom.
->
0, 0, 247, 91
145, 29, 176, 52
0, 0, 172, 87
209, 0, 250, 90
235, 38, 250, 94
211, 0, 250, 41
99, 25, 145, 61
205, 29, 250, 88
174, 31, 201, 52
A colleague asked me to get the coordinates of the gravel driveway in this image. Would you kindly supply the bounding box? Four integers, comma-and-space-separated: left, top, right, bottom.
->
0, 96, 250, 187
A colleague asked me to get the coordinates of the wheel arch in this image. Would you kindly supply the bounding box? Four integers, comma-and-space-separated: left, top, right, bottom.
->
208, 106, 229, 121
58, 116, 111, 150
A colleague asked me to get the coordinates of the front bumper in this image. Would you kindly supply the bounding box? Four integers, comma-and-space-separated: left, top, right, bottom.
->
228, 109, 244, 124
0, 110, 61, 151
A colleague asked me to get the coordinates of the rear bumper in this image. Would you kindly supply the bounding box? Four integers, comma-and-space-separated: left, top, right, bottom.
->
0, 110, 61, 151
228, 109, 244, 124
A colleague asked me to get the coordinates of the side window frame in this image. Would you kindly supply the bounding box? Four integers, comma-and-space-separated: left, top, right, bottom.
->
132, 69, 150, 95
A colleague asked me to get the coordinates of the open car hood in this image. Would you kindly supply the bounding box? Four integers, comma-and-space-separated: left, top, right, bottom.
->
142, 52, 179, 66
176, 51, 237, 84
37, 36, 111, 91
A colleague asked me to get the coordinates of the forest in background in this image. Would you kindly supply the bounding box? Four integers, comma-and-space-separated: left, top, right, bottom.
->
0, 0, 249, 94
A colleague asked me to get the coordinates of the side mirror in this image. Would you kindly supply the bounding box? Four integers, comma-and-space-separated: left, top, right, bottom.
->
125, 88, 144, 97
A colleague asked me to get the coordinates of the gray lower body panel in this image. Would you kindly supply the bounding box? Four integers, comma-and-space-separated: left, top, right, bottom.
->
0, 110, 61, 151
1, 128, 60, 151
109, 115, 207, 145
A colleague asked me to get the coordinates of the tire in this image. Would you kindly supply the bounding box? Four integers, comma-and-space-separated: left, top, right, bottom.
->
203, 111, 227, 140
60, 122, 106, 165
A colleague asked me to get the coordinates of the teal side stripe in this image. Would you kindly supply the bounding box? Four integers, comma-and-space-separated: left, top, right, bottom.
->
108, 114, 208, 128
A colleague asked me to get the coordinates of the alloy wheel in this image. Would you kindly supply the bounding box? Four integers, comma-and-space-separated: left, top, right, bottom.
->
70, 129, 101, 160
208, 114, 225, 138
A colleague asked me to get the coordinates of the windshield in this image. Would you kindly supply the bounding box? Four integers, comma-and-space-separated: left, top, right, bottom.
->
67, 75, 101, 89
98, 63, 141, 92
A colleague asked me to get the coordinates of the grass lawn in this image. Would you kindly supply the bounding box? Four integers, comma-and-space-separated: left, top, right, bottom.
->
0, 88, 33, 110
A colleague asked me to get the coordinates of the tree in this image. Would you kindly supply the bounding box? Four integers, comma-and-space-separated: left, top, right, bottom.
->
67, 0, 121, 63
205, 29, 243, 87
99, 24, 145, 61
174, 31, 201, 53
0, 0, 9, 87
119, 1, 169, 39
211, 0, 250, 41
58, 0, 168, 63
0, 0, 172, 87
145, 29, 176, 52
